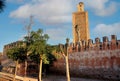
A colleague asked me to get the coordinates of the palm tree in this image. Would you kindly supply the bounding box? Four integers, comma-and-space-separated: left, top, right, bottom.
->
0, 0, 5, 13
28, 29, 49, 81
6, 43, 26, 81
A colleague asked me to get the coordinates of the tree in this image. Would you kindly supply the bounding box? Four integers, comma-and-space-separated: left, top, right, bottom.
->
23, 36, 31, 77
28, 29, 49, 81
0, 63, 2, 72
6, 42, 26, 81
59, 38, 71, 81
0, 0, 5, 13
23, 16, 34, 77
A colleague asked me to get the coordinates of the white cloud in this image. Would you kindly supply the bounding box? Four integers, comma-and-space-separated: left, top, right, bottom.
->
45, 26, 71, 40
79, 0, 118, 16
9, 0, 120, 44
9, 0, 119, 24
9, 0, 73, 25
44, 25, 72, 44
93, 22, 120, 37
45, 28, 66, 40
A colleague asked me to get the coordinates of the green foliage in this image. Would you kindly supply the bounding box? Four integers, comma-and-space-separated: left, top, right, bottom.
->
42, 54, 49, 64
0, 0, 5, 13
29, 53, 49, 64
53, 52, 62, 59
29, 53, 39, 63
46, 45, 56, 54
56, 44, 62, 53
6, 46, 27, 62
27, 29, 50, 64
51, 44, 63, 59
45, 45, 57, 65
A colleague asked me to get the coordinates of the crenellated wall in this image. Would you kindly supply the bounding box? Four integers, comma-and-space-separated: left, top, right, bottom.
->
50, 35, 120, 80
2, 35, 120, 80
50, 50, 120, 80
68, 35, 120, 53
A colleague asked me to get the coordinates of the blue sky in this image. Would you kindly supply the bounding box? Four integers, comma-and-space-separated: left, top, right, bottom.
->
0, 0, 120, 52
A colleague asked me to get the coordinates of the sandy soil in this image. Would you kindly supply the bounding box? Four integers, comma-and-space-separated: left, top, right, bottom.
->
24, 75, 105, 81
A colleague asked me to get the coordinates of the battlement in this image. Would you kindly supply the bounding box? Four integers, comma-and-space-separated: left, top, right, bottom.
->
4, 40, 24, 49
3, 40, 25, 55
68, 35, 120, 53
50, 35, 120, 80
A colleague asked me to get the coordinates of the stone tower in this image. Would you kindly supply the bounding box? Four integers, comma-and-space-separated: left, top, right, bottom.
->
72, 2, 90, 43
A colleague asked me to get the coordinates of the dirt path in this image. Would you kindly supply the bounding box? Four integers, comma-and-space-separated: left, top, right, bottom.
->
25, 75, 105, 81
0, 72, 105, 81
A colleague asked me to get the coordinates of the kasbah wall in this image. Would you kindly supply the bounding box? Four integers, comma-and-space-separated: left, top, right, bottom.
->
50, 35, 120, 80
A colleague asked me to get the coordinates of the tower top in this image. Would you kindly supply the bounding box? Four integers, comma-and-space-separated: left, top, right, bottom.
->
77, 2, 84, 12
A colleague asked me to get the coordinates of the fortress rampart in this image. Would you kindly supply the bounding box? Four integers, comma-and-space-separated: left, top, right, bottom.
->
50, 35, 120, 80
3, 40, 24, 54
69, 35, 120, 53
1, 35, 120, 80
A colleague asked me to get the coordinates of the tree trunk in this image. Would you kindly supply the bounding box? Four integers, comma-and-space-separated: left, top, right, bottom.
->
24, 60, 27, 77
38, 59, 42, 81
13, 60, 18, 81
65, 56, 70, 81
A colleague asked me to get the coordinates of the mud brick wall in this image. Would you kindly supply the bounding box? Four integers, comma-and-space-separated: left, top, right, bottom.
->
50, 35, 120, 80
2, 35, 120, 80
50, 49, 120, 80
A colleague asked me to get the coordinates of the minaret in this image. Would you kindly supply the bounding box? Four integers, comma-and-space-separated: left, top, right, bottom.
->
72, 2, 90, 44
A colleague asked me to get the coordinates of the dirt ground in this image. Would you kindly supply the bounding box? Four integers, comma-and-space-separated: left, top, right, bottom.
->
24, 75, 105, 81
0, 72, 106, 81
